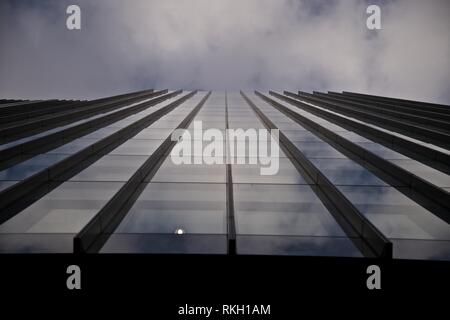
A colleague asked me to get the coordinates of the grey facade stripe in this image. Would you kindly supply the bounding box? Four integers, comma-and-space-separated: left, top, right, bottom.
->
87, 88, 154, 104
266, 91, 450, 223
0, 90, 169, 170
298, 91, 450, 142
243, 91, 392, 259
324, 92, 450, 121
342, 91, 450, 111
0, 99, 27, 105
0, 89, 159, 144
277, 92, 450, 175
311, 92, 450, 130
0, 89, 152, 118
0, 90, 191, 225
225, 91, 237, 255
0, 101, 84, 125
0, 100, 55, 115
74, 91, 210, 253
0, 90, 155, 141
292, 91, 450, 149
3, 89, 155, 124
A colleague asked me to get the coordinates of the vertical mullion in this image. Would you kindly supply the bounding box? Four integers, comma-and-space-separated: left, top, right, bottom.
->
225, 91, 237, 255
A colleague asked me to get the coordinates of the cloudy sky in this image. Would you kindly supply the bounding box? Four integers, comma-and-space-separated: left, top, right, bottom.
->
0, 0, 449, 104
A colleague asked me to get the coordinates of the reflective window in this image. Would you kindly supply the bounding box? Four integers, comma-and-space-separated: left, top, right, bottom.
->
227, 115, 257, 120
232, 158, 305, 184
70, 155, 147, 182
0, 181, 124, 253
313, 122, 346, 131
0, 181, 124, 234
236, 235, 362, 257
115, 183, 227, 234
336, 131, 372, 143
229, 139, 286, 158
233, 184, 361, 256
101, 234, 227, 254
355, 142, 409, 160
82, 127, 122, 139
283, 130, 322, 141
146, 120, 183, 129
314, 158, 387, 186
228, 121, 266, 129
337, 185, 450, 259
272, 122, 306, 131
194, 115, 225, 122
292, 142, 346, 159
389, 160, 450, 188
234, 184, 347, 237
337, 186, 450, 241
0, 154, 67, 180
109, 139, 164, 155
133, 128, 173, 140
47, 138, 97, 155
151, 156, 226, 183
188, 121, 226, 129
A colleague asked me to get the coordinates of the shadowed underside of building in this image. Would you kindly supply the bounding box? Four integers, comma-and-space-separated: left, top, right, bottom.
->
0, 89, 449, 260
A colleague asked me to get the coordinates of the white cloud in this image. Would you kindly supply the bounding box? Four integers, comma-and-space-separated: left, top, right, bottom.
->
0, 0, 448, 104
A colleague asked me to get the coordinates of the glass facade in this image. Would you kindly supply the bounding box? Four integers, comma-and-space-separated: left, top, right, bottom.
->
0, 89, 449, 260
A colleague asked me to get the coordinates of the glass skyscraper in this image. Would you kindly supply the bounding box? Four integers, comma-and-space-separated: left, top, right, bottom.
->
0, 89, 449, 260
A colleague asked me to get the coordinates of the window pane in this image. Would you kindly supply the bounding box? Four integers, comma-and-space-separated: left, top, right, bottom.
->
115, 183, 227, 234
292, 142, 346, 159
236, 235, 362, 257
101, 234, 227, 254
233, 184, 361, 256
0, 182, 124, 253
150, 157, 226, 183
390, 160, 450, 188
232, 158, 305, 184
133, 128, 173, 140
355, 142, 409, 160
70, 155, 147, 182
283, 130, 322, 141
337, 185, 450, 259
234, 184, 347, 236
47, 138, 97, 154
314, 158, 387, 186
109, 139, 164, 155
0, 154, 67, 180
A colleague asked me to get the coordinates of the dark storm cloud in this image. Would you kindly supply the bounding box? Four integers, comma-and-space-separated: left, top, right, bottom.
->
0, 0, 449, 104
